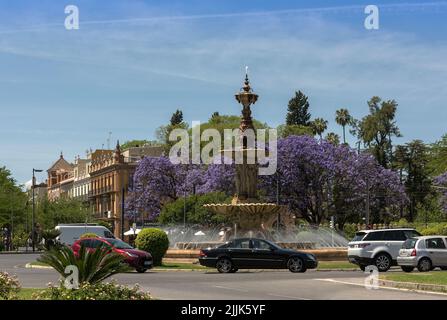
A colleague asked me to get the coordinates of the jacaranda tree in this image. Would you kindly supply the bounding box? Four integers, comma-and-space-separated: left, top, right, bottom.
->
260, 135, 407, 225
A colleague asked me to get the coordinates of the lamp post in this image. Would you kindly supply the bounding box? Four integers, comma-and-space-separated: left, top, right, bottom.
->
32, 168, 43, 252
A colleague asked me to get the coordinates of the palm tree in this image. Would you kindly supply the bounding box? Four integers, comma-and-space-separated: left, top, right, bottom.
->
311, 118, 328, 141
335, 108, 352, 144
325, 132, 340, 145
38, 244, 130, 285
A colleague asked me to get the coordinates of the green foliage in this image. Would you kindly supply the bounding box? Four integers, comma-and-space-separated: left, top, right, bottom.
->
286, 91, 311, 126
325, 132, 340, 145
0, 272, 20, 300
158, 192, 231, 225
355, 96, 401, 168
420, 223, 447, 236
80, 233, 98, 239
170, 109, 184, 126
187, 114, 268, 158
427, 134, 447, 177
0, 166, 28, 228
277, 124, 313, 138
12, 229, 28, 251
37, 197, 91, 229
135, 228, 169, 266
310, 118, 328, 139
392, 141, 433, 221
396, 218, 409, 227
343, 224, 358, 240
120, 140, 159, 150
335, 108, 353, 144
38, 244, 130, 285
32, 281, 151, 300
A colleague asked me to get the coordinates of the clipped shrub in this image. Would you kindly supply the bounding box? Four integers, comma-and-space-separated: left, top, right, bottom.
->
32, 281, 151, 300
343, 224, 357, 241
80, 233, 98, 239
0, 272, 21, 300
396, 218, 409, 227
420, 223, 447, 236
135, 228, 169, 266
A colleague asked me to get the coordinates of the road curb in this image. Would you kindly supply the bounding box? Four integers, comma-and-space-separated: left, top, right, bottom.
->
25, 263, 53, 269
379, 279, 447, 294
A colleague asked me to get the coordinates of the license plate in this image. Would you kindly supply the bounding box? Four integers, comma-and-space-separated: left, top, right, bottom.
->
144, 261, 152, 266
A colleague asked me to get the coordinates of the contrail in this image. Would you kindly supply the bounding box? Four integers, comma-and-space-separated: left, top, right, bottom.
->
0, 1, 446, 34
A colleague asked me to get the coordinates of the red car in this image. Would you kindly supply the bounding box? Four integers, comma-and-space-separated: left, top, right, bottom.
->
72, 237, 153, 273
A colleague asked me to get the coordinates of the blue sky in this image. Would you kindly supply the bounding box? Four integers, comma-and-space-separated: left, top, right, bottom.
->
0, 0, 446, 184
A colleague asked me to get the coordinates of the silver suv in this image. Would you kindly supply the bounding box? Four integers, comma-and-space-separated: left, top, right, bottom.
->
347, 228, 421, 272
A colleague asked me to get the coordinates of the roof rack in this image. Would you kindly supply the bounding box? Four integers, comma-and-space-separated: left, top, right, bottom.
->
57, 223, 99, 226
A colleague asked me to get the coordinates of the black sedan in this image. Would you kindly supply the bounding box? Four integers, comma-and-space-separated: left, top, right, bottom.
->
198, 238, 318, 273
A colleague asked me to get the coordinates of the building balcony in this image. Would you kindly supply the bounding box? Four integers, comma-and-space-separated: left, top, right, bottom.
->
88, 185, 115, 198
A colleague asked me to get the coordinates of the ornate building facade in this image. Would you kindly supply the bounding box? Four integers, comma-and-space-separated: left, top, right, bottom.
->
88, 142, 163, 238
72, 156, 91, 202
47, 153, 74, 201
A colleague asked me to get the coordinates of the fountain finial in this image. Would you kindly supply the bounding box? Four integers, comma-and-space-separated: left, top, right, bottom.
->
235, 67, 258, 107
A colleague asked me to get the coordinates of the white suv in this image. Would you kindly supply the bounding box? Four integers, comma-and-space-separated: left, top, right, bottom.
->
347, 228, 421, 272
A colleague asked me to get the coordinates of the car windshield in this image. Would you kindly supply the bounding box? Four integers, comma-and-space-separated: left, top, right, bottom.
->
106, 239, 133, 249
262, 239, 281, 250
352, 232, 366, 241
402, 238, 418, 249
404, 230, 421, 239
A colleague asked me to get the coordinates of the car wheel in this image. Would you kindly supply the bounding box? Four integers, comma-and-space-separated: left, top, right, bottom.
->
136, 268, 147, 273
401, 266, 414, 273
287, 256, 306, 273
229, 268, 238, 273
374, 253, 392, 272
417, 258, 432, 272
216, 258, 233, 273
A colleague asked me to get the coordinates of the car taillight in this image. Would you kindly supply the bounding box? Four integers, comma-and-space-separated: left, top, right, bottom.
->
411, 249, 417, 256
358, 243, 370, 248
199, 250, 206, 257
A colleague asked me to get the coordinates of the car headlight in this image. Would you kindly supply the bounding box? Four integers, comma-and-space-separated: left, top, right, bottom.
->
306, 254, 316, 260
125, 252, 138, 258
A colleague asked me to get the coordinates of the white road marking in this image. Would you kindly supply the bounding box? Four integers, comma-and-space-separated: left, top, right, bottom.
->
315, 278, 447, 297
268, 293, 311, 300
213, 285, 249, 292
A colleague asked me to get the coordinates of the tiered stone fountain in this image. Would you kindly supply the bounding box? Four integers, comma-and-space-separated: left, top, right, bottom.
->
202, 72, 289, 240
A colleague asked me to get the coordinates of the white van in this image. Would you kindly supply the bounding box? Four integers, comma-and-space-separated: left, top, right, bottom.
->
55, 223, 115, 246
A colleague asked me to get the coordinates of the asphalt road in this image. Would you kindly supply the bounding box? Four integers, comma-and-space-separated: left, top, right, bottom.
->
1, 253, 447, 300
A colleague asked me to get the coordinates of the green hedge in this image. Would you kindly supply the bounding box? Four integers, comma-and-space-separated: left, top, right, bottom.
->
135, 228, 169, 266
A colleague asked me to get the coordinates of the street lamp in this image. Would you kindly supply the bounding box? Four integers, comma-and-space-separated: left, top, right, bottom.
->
32, 168, 43, 252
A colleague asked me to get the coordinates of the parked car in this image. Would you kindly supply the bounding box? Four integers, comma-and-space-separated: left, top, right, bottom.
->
72, 237, 153, 273
198, 238, 318, 273
348, 228, 421, 272
56, 223, 115, 246
397, 236, 447, 272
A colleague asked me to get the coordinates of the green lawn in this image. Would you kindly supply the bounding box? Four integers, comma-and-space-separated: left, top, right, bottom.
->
0, 288, 44, 300
383, 271, 447, 286
155, 262, 209, 270
317, 261, 356, 270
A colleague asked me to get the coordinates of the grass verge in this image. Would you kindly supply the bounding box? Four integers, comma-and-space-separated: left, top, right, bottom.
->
382, 271, 447, 286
